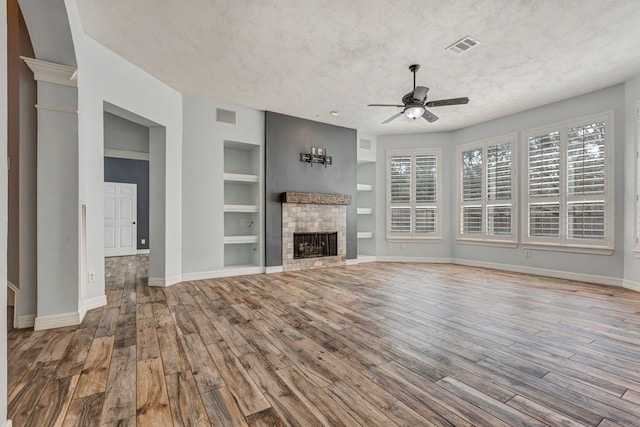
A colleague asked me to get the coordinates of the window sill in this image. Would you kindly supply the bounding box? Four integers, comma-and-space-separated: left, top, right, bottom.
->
522, 243, 613, 256
386, 237, 442, 243
457, 239, 518, 249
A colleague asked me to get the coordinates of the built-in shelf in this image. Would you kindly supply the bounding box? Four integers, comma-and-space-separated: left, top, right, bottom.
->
357, 208, 373, 215
357, 183, 373, 192
357, 231, 374, 239
224, 204, 259, 213
223, 173, 259, 183
223, 235, 259, 244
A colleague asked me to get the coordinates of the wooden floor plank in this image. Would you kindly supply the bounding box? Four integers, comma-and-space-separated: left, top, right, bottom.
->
75, 336, 115, 398
9, 256, 640, 426
136, 357, 172, 426
100, 345, 137, 425
165, 370, 210, 427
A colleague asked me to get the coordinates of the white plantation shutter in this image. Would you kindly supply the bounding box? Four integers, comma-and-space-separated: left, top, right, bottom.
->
389, 156, 412, 233
566, 123, 606, 240
487, 142, 512, 236
528, 131, 561, 238
415, 154, 437, 234
458, 135, 515, 243
524, 112, 613, 251
387, 149, 440, 239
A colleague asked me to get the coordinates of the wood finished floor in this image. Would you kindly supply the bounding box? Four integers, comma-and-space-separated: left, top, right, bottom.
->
7, 256, 640, 426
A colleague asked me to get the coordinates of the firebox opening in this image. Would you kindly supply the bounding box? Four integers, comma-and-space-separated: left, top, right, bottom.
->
293, 232, 338, 259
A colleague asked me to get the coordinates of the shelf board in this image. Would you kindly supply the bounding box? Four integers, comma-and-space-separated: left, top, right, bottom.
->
357, 232, 374, 239
223, 235, 259, 244
224, 204, 259, 213
357, 184, 373, 191
224, 173, 259, 183
357, 208, 373, 215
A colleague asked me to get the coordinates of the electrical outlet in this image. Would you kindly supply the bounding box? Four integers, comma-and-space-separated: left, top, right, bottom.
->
387, 243, 393, 250
141, 238, 146, 245
88, 271, 96, 282
240, 219, 248, 226
234, 248, 240, 255
524, 249, 531, 258
401, 243, 406, 249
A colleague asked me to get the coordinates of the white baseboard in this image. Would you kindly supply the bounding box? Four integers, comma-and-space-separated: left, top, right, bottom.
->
376, 256, 453, 263
452, 258, 623, 287
182, 266, 265, 282
355, 255, 377, 264
17, 314, 35, 329
148, 274, 184, 287
79, 295, 107, 322
623, 279, 640, 292
265, 266, 283, 274
34, 311, 80, 331
3, 419, 13, 427
137, 249, 150, 254
346, 259, 359, 266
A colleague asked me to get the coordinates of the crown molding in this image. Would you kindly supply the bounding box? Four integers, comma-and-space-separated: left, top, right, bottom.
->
20, 56, 77, 87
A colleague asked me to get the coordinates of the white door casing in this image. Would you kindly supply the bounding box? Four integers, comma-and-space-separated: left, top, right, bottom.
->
104, 182, 137, 256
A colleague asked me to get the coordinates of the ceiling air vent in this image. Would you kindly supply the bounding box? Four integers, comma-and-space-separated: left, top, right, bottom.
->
216, 108, 236, 125
359, 138, 372, 150
446, 36, 479, 54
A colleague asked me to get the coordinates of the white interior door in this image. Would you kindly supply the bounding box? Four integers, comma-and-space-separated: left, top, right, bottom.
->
104, 182, 137, 256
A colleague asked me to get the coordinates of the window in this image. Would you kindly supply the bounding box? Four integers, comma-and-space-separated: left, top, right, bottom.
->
457, 134, 516, 245
386, 149, 440, 240
524, 112, 613, 253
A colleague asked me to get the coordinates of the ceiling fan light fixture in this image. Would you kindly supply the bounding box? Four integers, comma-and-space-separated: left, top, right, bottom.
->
405, 105, 425, 119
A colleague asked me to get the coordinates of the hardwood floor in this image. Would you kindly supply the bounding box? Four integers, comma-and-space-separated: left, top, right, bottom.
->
7, 256, 640, 426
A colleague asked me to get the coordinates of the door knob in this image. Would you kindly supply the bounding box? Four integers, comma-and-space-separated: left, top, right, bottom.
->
133, 221, 136, 224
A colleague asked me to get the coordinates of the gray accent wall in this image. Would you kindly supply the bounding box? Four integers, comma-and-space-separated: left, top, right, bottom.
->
104, 157, 149, 250
265, 111, 357, 267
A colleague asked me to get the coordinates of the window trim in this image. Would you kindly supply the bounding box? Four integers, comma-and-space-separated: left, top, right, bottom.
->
456, 133, 518, 246
386, 148, 441, 241
522, 111, 614, 253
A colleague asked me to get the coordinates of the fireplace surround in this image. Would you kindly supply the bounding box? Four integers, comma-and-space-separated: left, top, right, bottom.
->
281, 192, 350, 271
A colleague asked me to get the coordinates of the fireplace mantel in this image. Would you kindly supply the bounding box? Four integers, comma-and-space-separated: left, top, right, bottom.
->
281, 192, 351, 205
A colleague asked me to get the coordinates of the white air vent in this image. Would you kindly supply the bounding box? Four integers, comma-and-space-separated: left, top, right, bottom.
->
360, 138, 372, 150
216, 108, 237, 125
446, 36, 479, 54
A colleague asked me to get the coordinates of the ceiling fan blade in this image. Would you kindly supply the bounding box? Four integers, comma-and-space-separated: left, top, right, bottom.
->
421, 109, 439, 123
412, 86, 429, 103
368, 103, 404, 107
382, 112, 404, 124
426, 97, 470, 107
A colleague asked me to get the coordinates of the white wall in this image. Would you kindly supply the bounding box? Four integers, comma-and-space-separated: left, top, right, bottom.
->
181, 95, 264, 275
104, 112, 149, 153
375, 132, 454, 261
375, 84, 628, 284
623, 75, 640, 287
451, 85, 626, 282
1, 1, 9, 424
65, 0, 183, 297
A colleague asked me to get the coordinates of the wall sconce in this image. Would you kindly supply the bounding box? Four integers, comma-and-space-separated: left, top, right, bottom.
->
300, 146, 332, 167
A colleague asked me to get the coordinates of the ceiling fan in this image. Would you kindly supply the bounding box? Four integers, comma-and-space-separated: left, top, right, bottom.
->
368, 64, 469, 124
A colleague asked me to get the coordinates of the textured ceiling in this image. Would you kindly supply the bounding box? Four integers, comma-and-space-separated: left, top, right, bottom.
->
75, 0, 640, 134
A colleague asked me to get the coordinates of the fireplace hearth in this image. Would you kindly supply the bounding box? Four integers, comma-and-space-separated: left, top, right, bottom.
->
294, 232, 338, 259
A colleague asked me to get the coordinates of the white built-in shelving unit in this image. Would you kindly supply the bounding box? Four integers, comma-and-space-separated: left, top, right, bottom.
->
223, 140, 263, 271
357, 135, 376, 260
